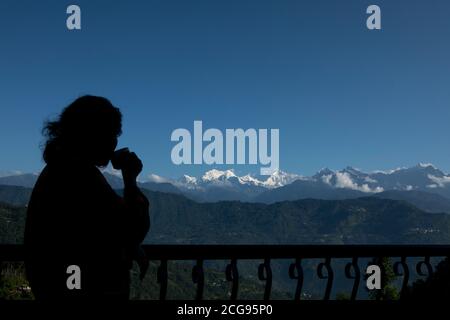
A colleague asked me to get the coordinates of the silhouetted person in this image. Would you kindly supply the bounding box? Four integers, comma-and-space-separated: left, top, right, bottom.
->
24, 95, 150, 300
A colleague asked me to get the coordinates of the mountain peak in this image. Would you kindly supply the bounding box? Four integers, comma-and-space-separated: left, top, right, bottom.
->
262, 170, 302, 188
201, 169, 236, 182
344, 166, 362, 172
236, 174, 265, 187
416, 162, 437, 169
407, 163, 444, 176
146, 173, 169, 183
178, 174, 197, 184
342, 166, 366, 178
314, 168, 334, 177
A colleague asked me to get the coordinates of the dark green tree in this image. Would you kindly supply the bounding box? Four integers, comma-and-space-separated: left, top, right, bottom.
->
367, 257, 399, 301
404, 257, 450, 301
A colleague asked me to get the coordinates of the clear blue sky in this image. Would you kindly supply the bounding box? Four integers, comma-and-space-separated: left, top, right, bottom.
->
1, 0, 450, 178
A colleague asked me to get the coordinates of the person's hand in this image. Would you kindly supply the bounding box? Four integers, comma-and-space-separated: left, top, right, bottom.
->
121, 152, 143, 184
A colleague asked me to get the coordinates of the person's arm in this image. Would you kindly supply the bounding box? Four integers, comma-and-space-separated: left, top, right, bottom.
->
121, 152, 150, 245
123, 173, 150, 244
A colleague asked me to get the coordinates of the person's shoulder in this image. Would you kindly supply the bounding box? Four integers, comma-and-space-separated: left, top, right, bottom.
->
44, 162, 102, 186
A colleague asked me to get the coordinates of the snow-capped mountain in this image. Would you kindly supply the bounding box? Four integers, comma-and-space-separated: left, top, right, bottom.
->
140, 164, 450, 202
309, 163, 450, 194
201, 169, 236, 183
3, 163, 450, 204
259, 169, 304, 188
176, 174, 198, 189
147, 169, 303, 191
255, 163, 450, 204
142, 169, 304, 202
371, 163, 446, 191
313, 166, 384, 193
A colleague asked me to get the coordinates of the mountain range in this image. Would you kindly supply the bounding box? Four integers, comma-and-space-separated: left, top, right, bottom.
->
4, 189, 450, 299
2, 188, 450, 246
2, 166, 450, 299
3, 163, 450, 213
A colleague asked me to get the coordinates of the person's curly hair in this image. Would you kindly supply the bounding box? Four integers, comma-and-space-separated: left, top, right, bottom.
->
42, 95, 122, 164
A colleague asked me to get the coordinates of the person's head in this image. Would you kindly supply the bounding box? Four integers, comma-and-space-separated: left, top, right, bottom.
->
42, 95, 122, 167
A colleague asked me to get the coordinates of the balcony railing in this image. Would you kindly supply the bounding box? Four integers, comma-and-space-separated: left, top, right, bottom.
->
1, 244, 449, 300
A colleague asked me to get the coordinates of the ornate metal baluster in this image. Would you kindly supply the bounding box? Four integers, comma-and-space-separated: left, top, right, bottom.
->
393, 256, 409, 299
192, 259, 204, 300
416, 256, 433, 278
258, 258, 272, 300
157, 259, 168, 300
225, 258, 239, 300
344, 257, 361, 300
288, 258, 304, 300
317, 257, 334, 300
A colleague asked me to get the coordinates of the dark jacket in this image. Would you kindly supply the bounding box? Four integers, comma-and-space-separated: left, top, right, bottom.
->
24, 161, 150, 300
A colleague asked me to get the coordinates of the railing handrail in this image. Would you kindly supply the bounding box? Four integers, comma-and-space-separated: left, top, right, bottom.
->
1, 244, 449, 300
1, 244, 450, 261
